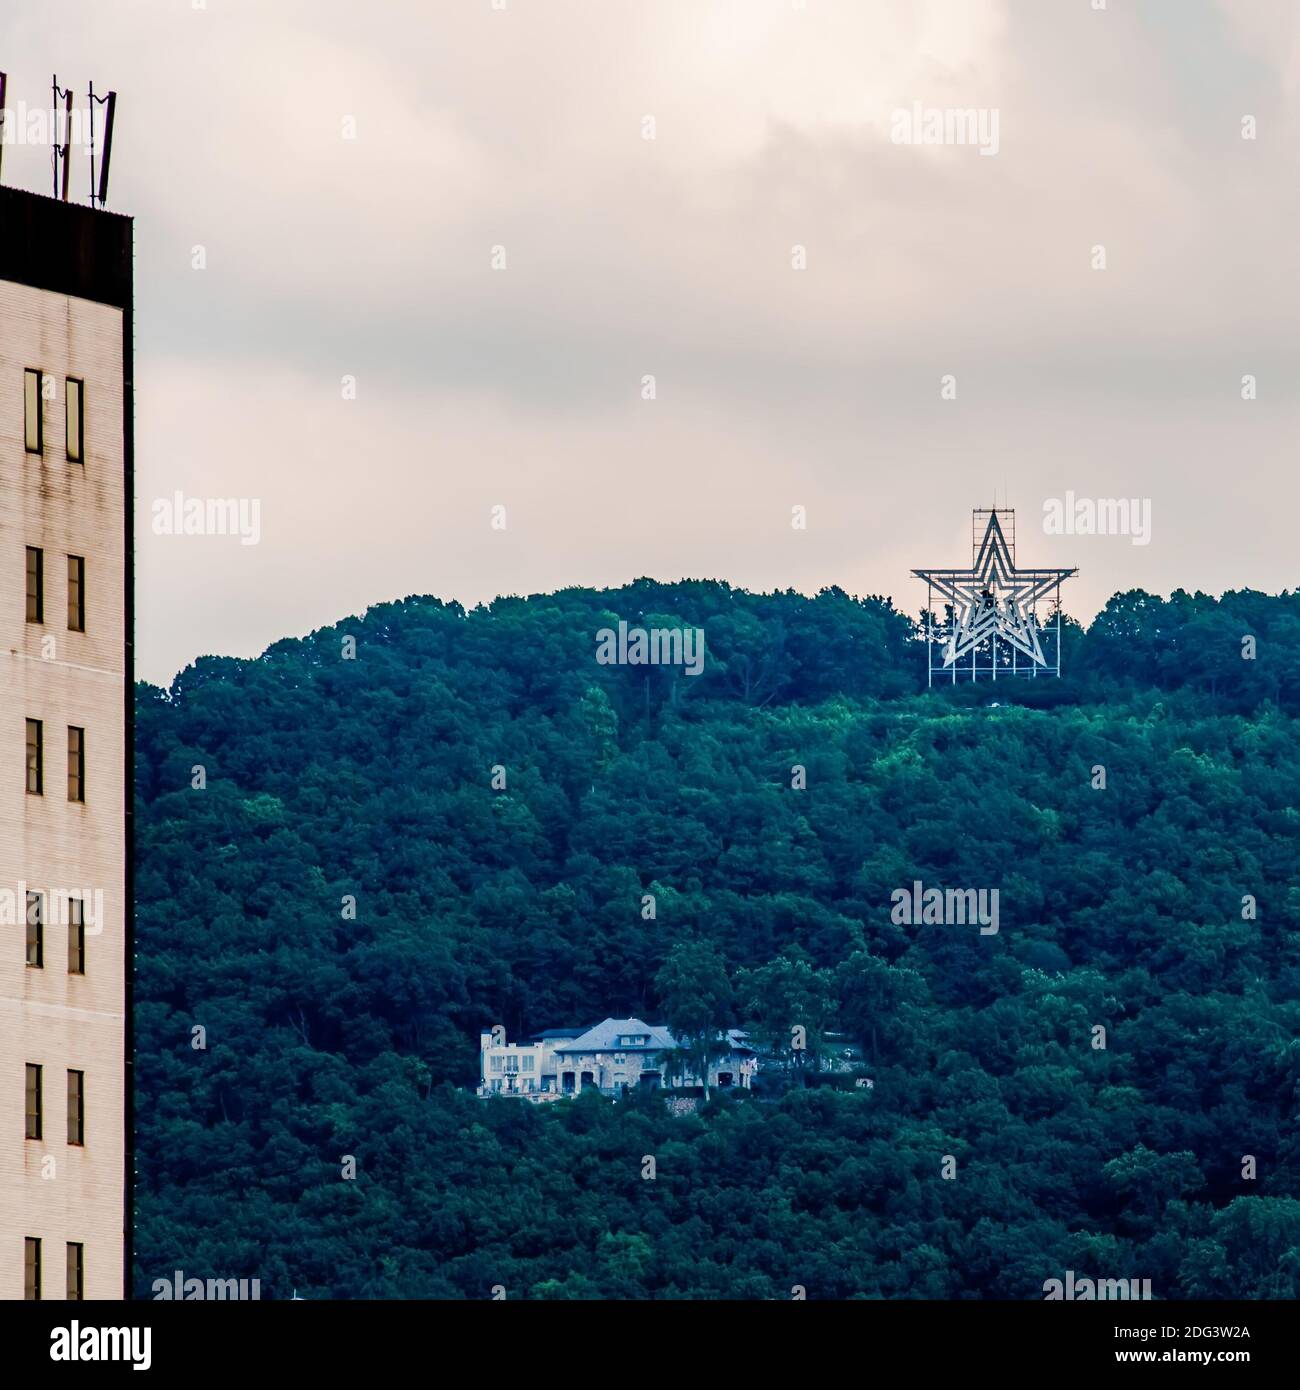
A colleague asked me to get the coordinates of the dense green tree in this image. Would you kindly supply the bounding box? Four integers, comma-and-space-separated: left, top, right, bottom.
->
654, 941, 734, 1097
131, 579, 1300, 1299
736, 949, 837, 1085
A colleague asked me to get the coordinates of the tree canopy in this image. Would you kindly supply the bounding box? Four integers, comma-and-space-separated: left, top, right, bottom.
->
133, 579, 1300, 1298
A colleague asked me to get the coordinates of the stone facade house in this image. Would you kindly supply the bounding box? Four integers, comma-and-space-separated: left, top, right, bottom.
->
478, 1017, 755, 1099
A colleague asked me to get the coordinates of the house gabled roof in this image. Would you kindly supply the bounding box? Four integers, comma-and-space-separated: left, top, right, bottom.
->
552, 1019, 756, 1055
553, 1018, 676, 1054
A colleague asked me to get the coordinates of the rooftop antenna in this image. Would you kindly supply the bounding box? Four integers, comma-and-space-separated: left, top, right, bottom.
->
88, 81, 117, 208
52, 74, 74, 201
0, 72, 8, 186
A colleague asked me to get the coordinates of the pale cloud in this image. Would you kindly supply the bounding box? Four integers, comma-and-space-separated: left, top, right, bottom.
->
1, 1, 1294, 682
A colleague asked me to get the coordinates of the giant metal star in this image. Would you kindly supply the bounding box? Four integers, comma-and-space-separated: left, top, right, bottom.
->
912, 511, 1077, 668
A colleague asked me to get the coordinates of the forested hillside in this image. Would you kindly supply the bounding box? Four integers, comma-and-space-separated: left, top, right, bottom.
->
133, 580, 1300, 1298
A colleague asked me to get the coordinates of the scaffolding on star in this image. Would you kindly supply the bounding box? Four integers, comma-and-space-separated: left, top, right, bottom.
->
912, 508, 1077, 688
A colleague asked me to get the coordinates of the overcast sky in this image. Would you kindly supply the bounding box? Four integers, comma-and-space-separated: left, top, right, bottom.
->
2, 0, 1297, 684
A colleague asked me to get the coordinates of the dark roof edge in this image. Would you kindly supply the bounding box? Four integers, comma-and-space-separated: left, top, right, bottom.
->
0, 186, 132, 311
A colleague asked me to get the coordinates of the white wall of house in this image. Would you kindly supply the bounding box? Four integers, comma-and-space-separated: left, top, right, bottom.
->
478, 1034, 560, 1095
552, 1051, 753, 1092
479, 1029, 755, 1099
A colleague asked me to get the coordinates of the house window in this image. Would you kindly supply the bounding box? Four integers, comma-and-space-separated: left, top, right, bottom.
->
66, 1242, 83, 1300
504, 1055, 519, 1073
25, 891, 43, 969
66, 378, 83, 462
26, 719, 42, 794
67, 726, 84, 803
24, 369, 42, 453
68, 898, 85, 975
67, 555, 85, 632
489, 1056, 502, 1073
67, 1070, 84, 1146
25, 1063, 42, 1139
24, 1238, 41, 1300
613, 1054, 626, 1065
25, 547, 43, 623
522, 1055, 535, 1072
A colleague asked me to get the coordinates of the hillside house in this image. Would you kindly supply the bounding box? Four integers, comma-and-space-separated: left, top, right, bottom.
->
478, 1017, 756, 1099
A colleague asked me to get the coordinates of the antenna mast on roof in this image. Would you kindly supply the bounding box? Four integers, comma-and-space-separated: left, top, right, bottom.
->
88, 80, 117, 208
0, 73, 8, 186
52, 73, 74, 200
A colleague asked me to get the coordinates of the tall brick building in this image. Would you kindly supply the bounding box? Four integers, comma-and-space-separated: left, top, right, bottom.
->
0, 184, 131, 1299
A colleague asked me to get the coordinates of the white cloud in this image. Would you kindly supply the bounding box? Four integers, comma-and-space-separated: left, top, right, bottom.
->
3, 1, 1293, 681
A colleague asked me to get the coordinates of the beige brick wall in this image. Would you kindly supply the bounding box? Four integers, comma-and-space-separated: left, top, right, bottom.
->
0, 277, 126, 1299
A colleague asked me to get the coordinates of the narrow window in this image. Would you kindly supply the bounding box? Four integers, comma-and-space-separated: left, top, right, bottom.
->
67, 726, 84, 803
67, 555, 85, 632
24, 1238, 41, 1300
65, 378, 83, 462
26, 718, 43, 795
25, 547, 43, 624
25, 1063, 42, 1140
66, 1069, 84, 1146
68, 897, 85, 975
24, 369, 43, 454
65, 1242, 83, 1300
25, 891, 43, 969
